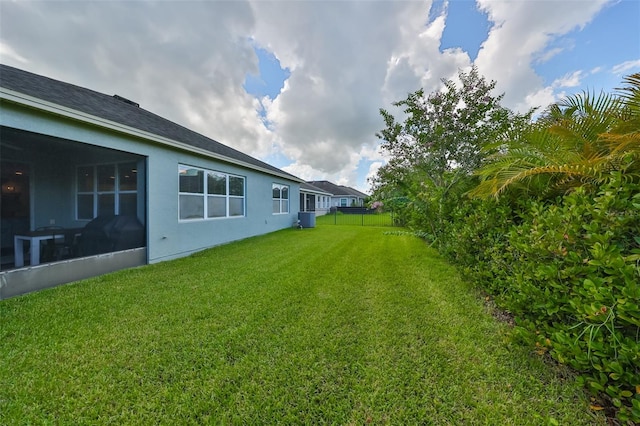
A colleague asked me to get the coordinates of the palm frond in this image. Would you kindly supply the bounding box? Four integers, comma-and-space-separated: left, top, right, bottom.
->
471, 74, 640, 200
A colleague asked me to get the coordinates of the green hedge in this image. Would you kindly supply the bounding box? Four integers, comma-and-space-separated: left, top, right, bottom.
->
439, 174, 640, 423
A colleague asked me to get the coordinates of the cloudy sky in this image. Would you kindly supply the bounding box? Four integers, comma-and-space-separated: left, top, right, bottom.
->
1, 0, 638, 192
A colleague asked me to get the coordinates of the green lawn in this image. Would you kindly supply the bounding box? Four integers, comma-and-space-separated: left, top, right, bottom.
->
0, 226, 604, 424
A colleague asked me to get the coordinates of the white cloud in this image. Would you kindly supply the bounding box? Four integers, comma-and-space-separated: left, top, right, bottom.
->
612, 59, 640, 75
475, 0, 608, 112
252, 0, 450, 180
535, 47, 564, 64
553, 70, 584, 88
517, 86, 558, 114
281, 162, 320, 182
0, 41, 29, 64
381, 3, 471, 106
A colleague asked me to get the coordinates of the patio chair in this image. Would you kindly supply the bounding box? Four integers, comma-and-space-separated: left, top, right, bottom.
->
34, 226, 65, 263
53, 228, 79, 260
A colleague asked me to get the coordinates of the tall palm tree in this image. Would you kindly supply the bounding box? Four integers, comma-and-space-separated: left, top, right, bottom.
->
470, 73, 640, 199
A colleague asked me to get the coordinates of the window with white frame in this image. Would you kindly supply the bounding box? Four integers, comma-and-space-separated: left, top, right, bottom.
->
179, 165, 245, 220
272, 183, 289, 214
76, 162, 138, 220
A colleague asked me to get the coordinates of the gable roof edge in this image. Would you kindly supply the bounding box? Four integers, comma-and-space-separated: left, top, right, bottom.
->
1, 87, 303, 183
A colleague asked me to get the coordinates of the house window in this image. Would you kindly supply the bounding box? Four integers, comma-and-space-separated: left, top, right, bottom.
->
272, 183, 289, 214
76, 162, 138, 220
179, 165, 244, 220
340, 198, 347, 207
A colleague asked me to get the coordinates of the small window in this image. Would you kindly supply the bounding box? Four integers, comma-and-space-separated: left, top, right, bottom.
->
207, 196, 226, 218
119, 193, 138, 216
229, 197, 244, 216
77, 194, 93, 220
76, 162, 139, 220
119, 162, 138, 191
97, 165, 115, 192
180, 194, 204, 220
207, 171, 227, 218
229, 176, 245, 217
179, 166, 204, 193
272, 183, 289, 214
77, 166, 94, 192
97, 193, 115, 216
207, 171, 226, 195
229, 176, 244, 196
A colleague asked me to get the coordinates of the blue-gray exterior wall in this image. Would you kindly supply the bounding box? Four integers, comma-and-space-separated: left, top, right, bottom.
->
1, 102, 300, 265
149, 153, 298, 263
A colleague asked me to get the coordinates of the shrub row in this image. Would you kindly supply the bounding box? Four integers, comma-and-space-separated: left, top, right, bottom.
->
438, 174, 640, 423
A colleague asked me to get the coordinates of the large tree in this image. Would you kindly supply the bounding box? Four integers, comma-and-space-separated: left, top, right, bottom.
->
371, 66, 527, 234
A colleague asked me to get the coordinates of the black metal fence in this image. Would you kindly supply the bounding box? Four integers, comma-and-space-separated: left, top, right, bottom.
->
316, 207, 397, 227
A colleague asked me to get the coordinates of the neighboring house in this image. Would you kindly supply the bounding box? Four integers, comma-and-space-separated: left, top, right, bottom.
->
306, 180, 368, 208
0, 64, 303, 299
299, 182, 333, 216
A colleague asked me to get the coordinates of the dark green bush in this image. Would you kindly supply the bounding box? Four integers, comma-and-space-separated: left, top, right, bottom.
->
440, 174, 640, 423
504, 175, 639, 423
439, 197, 515, 294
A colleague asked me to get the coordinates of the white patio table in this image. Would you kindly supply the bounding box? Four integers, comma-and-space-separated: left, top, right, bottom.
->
13, 229, 81, 267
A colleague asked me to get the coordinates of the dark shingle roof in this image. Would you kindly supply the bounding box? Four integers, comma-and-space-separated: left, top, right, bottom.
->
0, 64, 300, 181
300, 181, 333, 195
340, 185, 369, 198
306, 180, 368, 198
